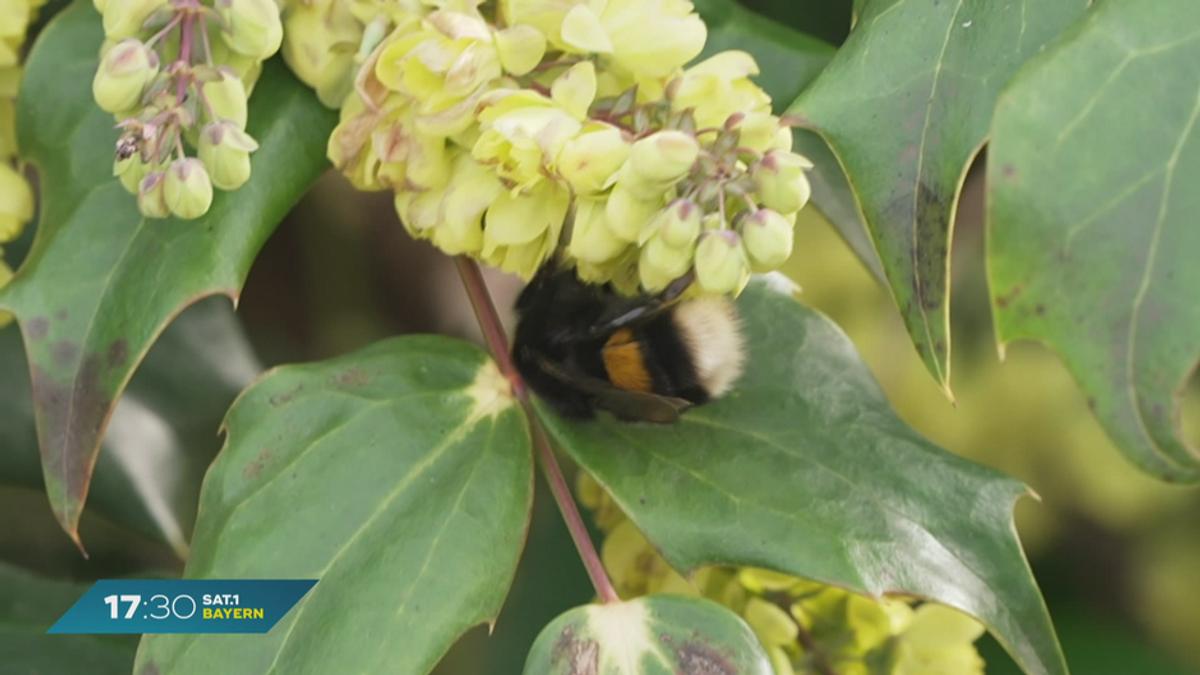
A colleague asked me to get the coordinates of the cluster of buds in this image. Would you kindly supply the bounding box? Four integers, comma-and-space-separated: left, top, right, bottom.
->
578, 472, 988, 675
1, 0, 46, 326
319, 0, 813, 295
92, 0, 283, 219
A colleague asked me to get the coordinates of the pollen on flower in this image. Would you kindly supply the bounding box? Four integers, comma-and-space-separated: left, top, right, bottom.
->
301, 0, 815, 297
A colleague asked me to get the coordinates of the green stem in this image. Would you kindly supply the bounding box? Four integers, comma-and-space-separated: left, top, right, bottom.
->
455, 257, 621, 605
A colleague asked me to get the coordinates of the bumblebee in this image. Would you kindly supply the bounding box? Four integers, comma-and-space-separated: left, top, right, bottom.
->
511, 262, 746, 423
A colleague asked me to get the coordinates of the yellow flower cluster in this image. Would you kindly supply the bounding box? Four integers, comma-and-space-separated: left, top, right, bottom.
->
303, 0, 812, 294
0, 0, 44, 327
93, 0, 283, 219
578, 471, 987, 675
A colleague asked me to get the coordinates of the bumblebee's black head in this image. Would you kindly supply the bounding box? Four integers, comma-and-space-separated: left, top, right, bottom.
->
511, 263, 745, 423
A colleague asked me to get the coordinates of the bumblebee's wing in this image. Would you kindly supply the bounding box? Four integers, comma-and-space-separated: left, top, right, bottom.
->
532, 354, 692, 424
593, 389, 693, 424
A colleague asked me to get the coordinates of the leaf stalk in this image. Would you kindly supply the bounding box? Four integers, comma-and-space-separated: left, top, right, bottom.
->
454, 257, 620, 605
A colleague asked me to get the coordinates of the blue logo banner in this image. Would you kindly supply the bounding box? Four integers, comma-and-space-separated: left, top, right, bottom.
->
48, 579, 317, 634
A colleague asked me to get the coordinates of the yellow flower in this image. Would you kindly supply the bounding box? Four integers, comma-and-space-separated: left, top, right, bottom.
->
670, 50, 772, 130
395, 149, 502, 254
0, 162, 33, 243
473, 88, 582, 190
556, 121, 629, 196
480, 180, 570, 278
566, 197, 627, 264
375, 11, 502, 136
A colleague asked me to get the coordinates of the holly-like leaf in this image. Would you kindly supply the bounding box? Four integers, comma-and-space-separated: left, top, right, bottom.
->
524, 595, 772, 675
0, 0, 337, 545
0, 298, 260, 553
135, 336, 533, 675
0, 561, 137, 674
987, 0, 1200, 481
788, 0, 1089, 391
540, 278, 1066, 675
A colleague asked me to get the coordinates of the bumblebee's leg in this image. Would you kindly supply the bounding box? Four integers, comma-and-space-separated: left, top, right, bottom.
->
511, 344, 596, 418
584, 271, 695, 338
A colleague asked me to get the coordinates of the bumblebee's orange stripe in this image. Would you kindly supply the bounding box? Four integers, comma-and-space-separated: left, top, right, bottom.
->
603, 329, 653, 393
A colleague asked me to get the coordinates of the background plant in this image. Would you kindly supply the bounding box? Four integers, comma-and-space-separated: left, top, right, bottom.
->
1, 1, 1198, 674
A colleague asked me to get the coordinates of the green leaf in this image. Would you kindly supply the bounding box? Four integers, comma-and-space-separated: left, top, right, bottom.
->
987, 0, 1200, 481
135, 336, 533, 675
691, 0, 887, 288
788, 0, 1089, 391
0, 0, 337, 544
0, 298, 260, 552
524, 595, 772, 675
540, 278, 1066, 675
0, 561, 137, 675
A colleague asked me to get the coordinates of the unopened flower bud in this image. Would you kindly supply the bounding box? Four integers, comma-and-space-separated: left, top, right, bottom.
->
102, 0, 165, 40
92, 39, 158, 113
198, 122, 259, 190
568, 198, 627, 264
638, 234, 693, 292
137, 172, 170, 218
494, 25, 547, 76
604, 184, 660, 242
216, 0, 284, 60
628, 130, 698, 184
742, 209, 794, 270
642, 198, 701, 247
557, 124, 629, 196
694, 229, 749, 295
201, 70, 249, 128
732, 112, 781, 153
751, 150, 813, 214
163, 158, 213, 220
113, 154, 158, 194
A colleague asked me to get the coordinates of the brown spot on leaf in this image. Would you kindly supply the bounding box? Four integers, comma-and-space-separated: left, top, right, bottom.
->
677, 642, 736, 675
995, 285, 1025, 309
27, 317, 49, 341
334, 368, 369, 387
107, 338, 129, 368
269, 384, 304, 407
553, 625, 599, 675
51, 340, 79, 366
244, 448, 273, 480
30, 356, 113, 533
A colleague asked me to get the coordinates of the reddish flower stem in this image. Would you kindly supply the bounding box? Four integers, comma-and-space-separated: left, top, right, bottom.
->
454, 257, 620, 605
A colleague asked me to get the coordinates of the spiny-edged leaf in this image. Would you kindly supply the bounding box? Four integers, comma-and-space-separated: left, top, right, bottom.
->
135, 336, 532, 675
690, 0, 887, 284
524, 595, 772, 675
0, 298, 260, 553
0, 561, 137, 674
540, 278, 1066, 675
987, 0, 1200, 482
0, 0, 337, 545
788, 0, 1089, 392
